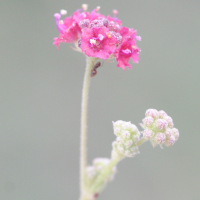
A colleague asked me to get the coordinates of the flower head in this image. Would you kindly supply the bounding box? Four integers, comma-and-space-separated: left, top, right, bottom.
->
140, 109, 180, 148
53, 4, 140, 70
112, 121, 140, 158
53, 14, 82, 48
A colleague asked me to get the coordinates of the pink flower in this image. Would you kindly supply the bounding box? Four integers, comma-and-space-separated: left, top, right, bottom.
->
114, 40, 139, 69
53, 37, 63, 49
53, 5, 141, 70
53, 14, 82, 48
114, 28, 140, 70
81, 27, 118, 59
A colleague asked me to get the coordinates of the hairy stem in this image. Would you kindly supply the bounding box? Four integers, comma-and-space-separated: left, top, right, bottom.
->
80, 57, 98, 199
90, 158, 120, 194
89, 138, 148, 196
79, 195, 89, 200
137, 138, 148, 146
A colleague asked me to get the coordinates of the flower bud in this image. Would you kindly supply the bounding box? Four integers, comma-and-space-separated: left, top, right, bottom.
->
98, 17, 109, 27
164, 116, 174, 128
154, 133, 166, 145
142, 116, 154, 127
152, 133, 166, 148
89, 19, 104, 28
114, 127, 121, 136
124, 140, 133, 148
110, 31, 122, 45
165, 128, 173, 138
145, 109, 159, 119
121, 131, 131, 139
172, 128, 179, 141
165, 135, 176, 146
140, 109, 179, 148
143, 129, 153, 139
113, 120, 124, 127
79, 19, 90, 29
108, 21, 120, 32
155, 119, 168, 131
112, 120, 140, 158
121, 121, 132, 130
158, 110, 168, 118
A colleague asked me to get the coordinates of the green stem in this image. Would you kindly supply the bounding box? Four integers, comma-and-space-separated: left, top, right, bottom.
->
137, 138, 148, 146
79, 195, 89, 200
80, 57, 98, 198
90, 159, 119, 194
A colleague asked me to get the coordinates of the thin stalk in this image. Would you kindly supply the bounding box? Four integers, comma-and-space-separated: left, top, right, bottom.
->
89, 138, 148, 195
137, 138, 148, 146
79, 195, 88, 200
90, 158, 119, 194
80, 57, 98, 198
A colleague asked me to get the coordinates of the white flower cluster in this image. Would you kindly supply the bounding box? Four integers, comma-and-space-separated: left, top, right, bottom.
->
112, 120, 141, 157
86, 158, 116, 183
140, 109, 179, 148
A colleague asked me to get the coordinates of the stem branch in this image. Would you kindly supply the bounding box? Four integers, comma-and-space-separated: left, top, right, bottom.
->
137, 138, 148, 146
90, 158, 120, 194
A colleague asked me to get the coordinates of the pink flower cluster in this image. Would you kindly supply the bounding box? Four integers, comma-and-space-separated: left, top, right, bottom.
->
53, 5, 141, 70
140, 109, 179, 148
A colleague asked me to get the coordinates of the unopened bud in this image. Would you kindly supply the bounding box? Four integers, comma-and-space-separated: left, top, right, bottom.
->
142, 116, 154, 127
165, 128, 173, 138
165, 135, 176, 146
155, 119, 168, 131
154, 133, 166, 145
108, 21, 121, 32
143, 129, 153, 139
172, 128, 179, 141
98, 17, 109, 27
121, 131, 131, 139
164, 116, 174, 128
158, 110, 168, 118
140, 108, 179, 148
112, 120, 140, 158
145, 109, 159, 119
79, 19, 90, 29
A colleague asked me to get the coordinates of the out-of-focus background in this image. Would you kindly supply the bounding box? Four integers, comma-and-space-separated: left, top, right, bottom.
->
0, 0, 199, 200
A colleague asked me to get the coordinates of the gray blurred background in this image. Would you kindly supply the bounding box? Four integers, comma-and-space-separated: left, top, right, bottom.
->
0, 0, 200, 200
